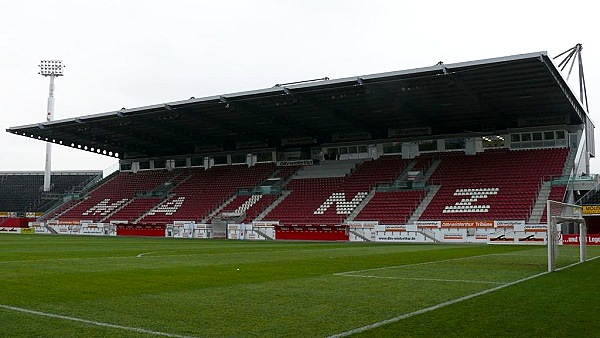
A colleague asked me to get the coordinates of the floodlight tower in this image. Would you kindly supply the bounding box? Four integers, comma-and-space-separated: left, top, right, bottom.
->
38, 60, 64, 192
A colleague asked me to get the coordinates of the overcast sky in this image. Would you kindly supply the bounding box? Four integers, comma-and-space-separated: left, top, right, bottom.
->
1, 0, 598, 174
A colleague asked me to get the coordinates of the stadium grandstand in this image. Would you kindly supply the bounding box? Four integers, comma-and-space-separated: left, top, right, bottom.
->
4, 49, 600, 242
0, 171, 102, 227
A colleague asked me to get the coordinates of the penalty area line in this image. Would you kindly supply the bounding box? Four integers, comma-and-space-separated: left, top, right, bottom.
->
0, 304, 196, 338
334, 253, 495, 276
339, 274, 505, 285
327, 255, 600, 338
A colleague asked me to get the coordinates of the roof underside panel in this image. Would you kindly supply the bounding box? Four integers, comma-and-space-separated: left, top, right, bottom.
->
7, 52, 588, 160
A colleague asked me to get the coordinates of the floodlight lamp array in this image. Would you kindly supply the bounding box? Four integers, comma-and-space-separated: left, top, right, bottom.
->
39, 60, 64, 76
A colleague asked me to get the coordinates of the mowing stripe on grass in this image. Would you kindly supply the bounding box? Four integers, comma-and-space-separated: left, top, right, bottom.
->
0, 249, 307, 264
334, 253, 495, 276
327, 255, 600, 338
496, 252, 582, 258
0, 256, 139, 264
0, 251, 207, 263
340, 274, 505, 285
0, 304, 196, 338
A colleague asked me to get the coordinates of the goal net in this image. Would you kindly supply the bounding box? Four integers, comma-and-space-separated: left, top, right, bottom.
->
547, 200, 586, 272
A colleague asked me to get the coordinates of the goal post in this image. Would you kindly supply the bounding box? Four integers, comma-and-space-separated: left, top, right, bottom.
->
546, 200, 586, 272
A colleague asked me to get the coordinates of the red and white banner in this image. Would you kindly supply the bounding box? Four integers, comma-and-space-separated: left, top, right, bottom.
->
440, 220, 493, 228
524, 224, 547, 232
415, 221, 440, 228
417, 220, 527, 229
443, 234, 465, 240
562, 234, 600, 245
376, 232, 430, 243
494, 220, 525, 228
375, 224, 418, 232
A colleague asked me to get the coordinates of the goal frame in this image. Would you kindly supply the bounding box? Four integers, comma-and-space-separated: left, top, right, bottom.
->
547, 200, 586, 272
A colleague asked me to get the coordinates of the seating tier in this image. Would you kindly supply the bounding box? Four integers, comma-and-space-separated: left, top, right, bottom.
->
419, 148, 568, 221
218, 194, 279, 224
354, 190, 426, 224
59, 170, 175, 222
140, 163, 275, 223
263, 155, 409, 225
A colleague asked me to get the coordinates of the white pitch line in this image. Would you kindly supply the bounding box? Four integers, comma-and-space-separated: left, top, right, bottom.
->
0, 304, 196, 338
334, 253, 495, 276
136, 251, 158, 258
333, 251, 594, 276
327, 255, 600, 338
340, 274, 505, 285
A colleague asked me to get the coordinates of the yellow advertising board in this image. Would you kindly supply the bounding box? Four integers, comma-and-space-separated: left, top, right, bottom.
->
583, 205, 600, 215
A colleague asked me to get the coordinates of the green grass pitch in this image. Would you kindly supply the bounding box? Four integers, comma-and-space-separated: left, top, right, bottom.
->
1, 234, 599, 337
